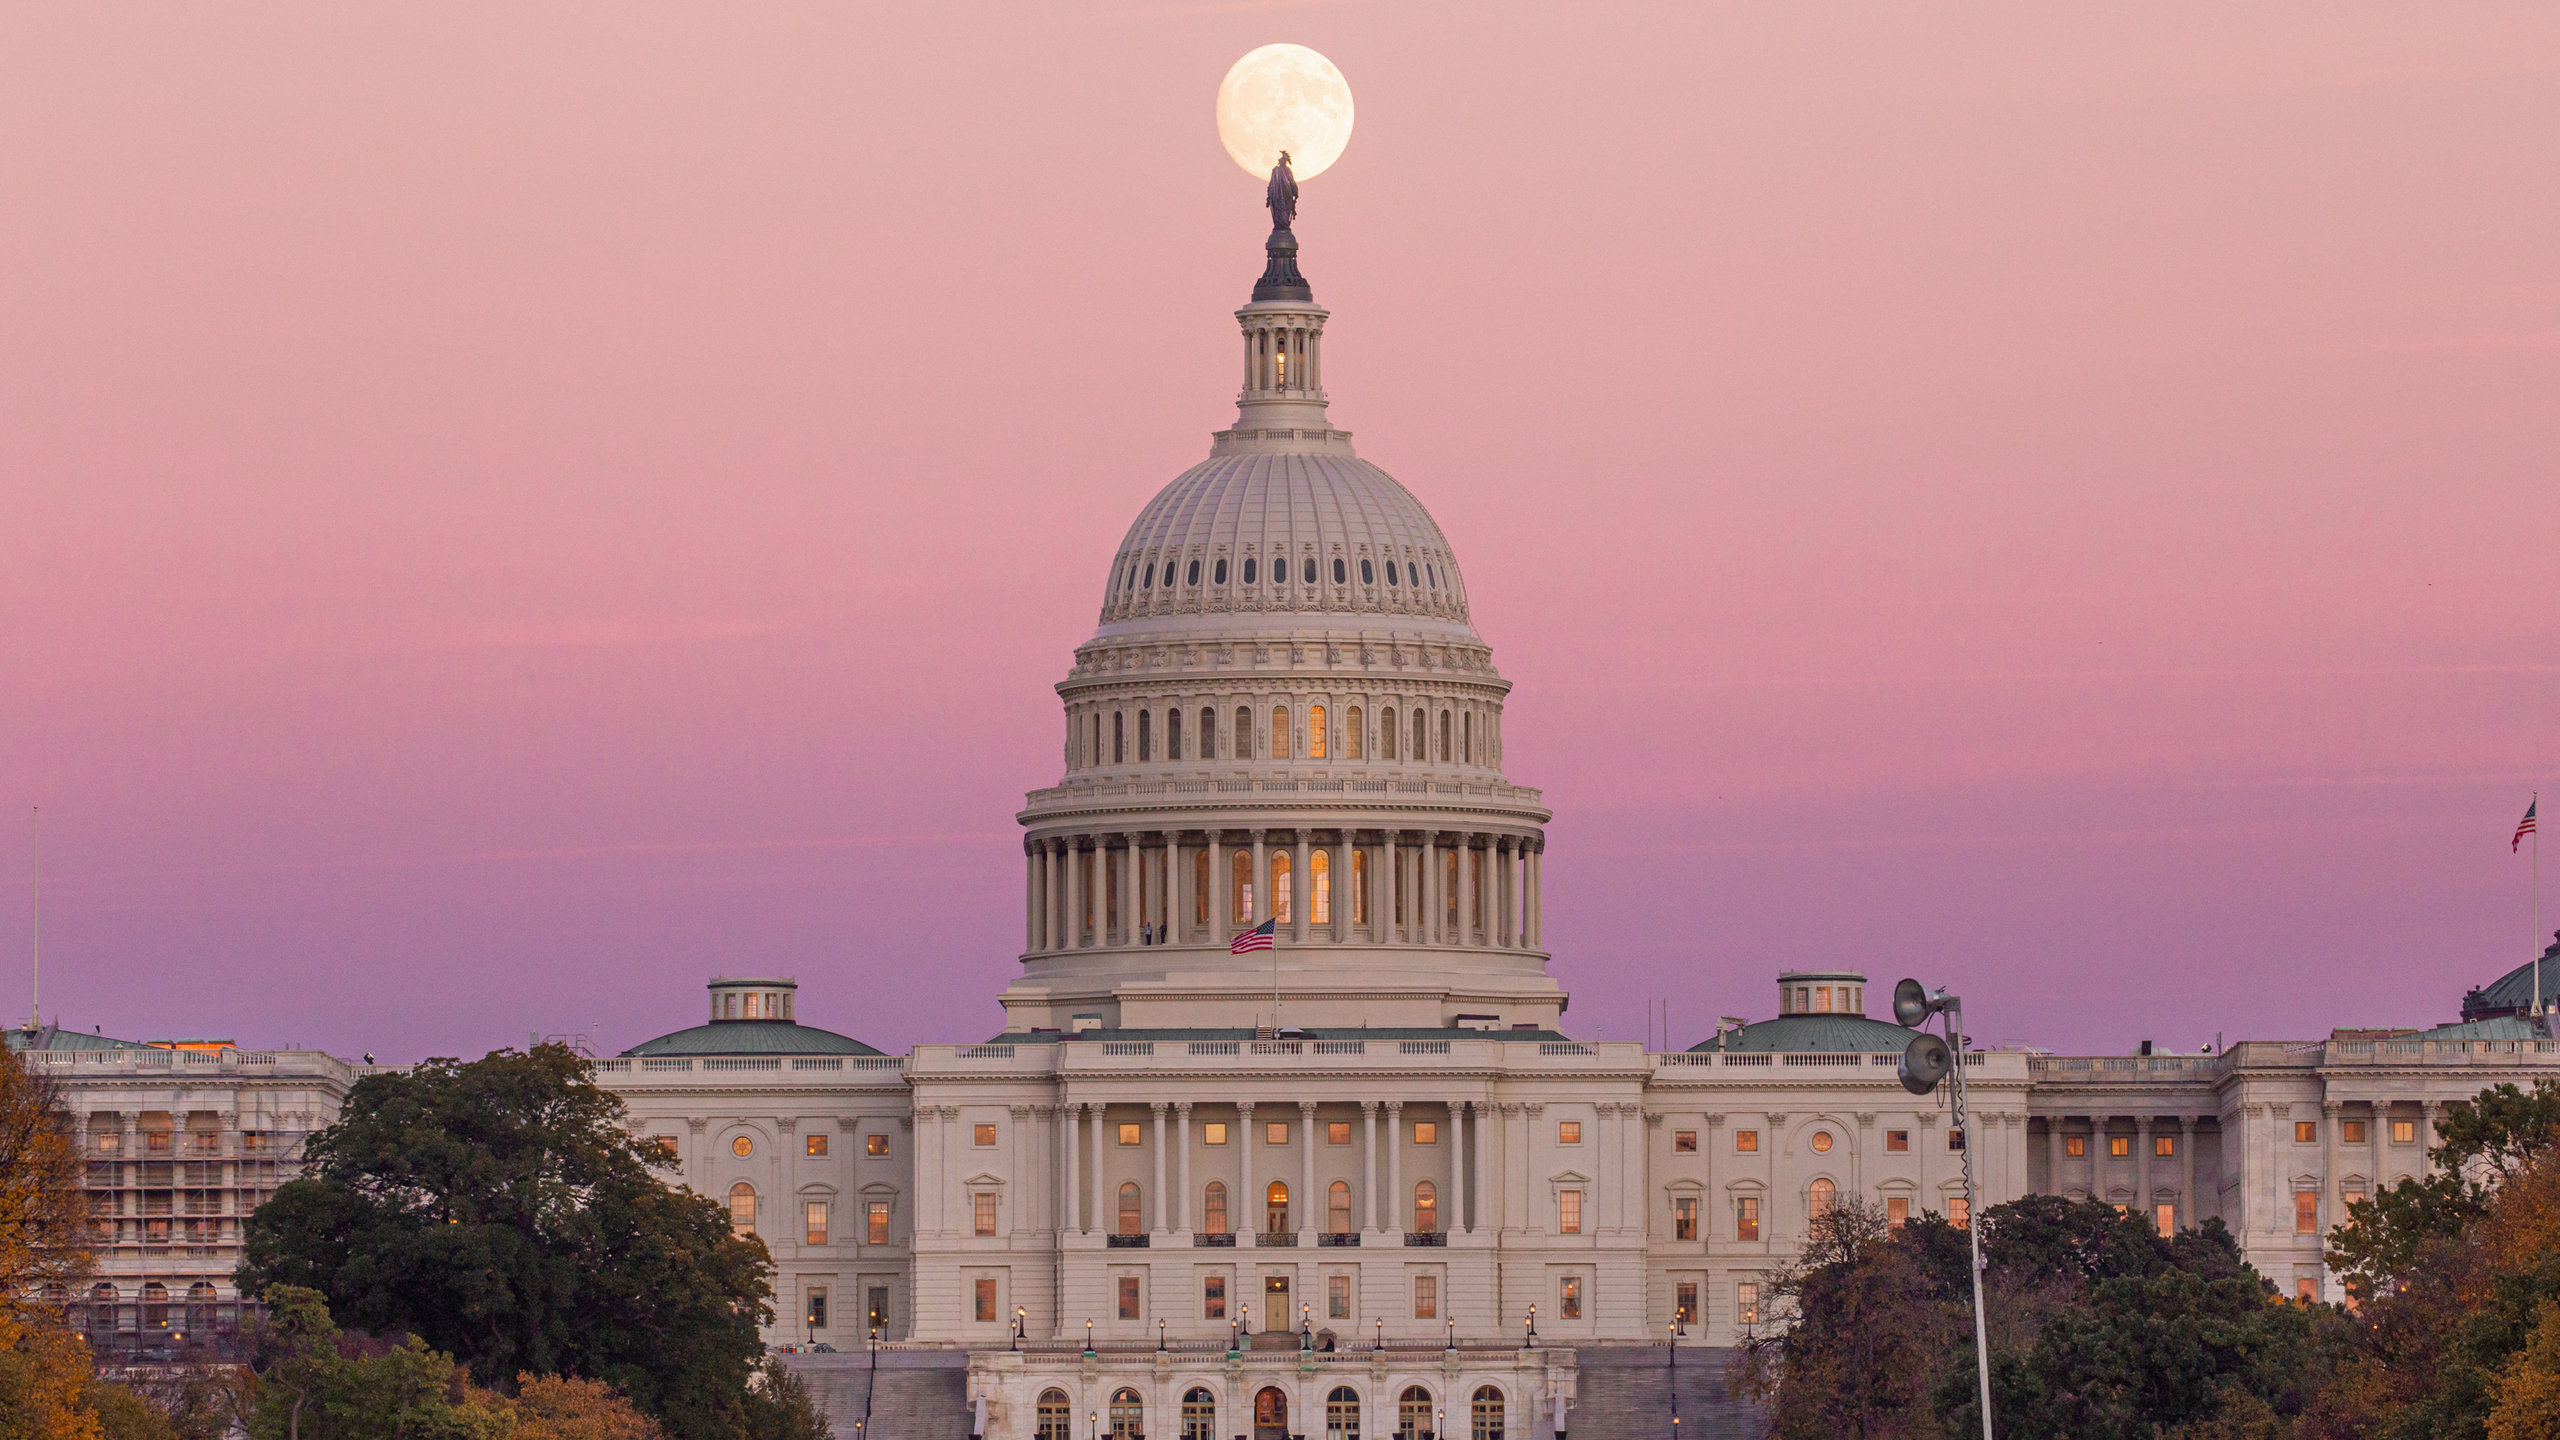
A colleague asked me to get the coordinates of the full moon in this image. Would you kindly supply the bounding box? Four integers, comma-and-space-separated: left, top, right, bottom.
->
1215, 44, 1354, 182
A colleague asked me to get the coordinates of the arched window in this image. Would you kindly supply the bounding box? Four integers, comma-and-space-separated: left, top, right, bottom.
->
1138, 710, 1152, 762
1182, 1387, 1217, 1440
1168, 707, 1182, 760
1119, 1182, 1143, 1236
1462, 712, 1472, 764
1113, 712, 1125, 764
1386, 559, 1399, 587
1232, 849, 1253, 925
1413, 1180, 1438, 1234
1266, 1180, 1291, 1234
1333, 558, 1348, 584
1407, 562, 1420, 587
1273, 705, 1292, 759
1188, 559, 1201, 586
1361, 559, 1375, 585
140, 1282, 168, 1329
1237, 707, 1253, 758
1303, 557, 1318, 585
1345, 706, 1362, 759
1109, 1388, 1144, 1438
1274, 559, 1288, 588
1809, 1178, 1837, 1221
1143, 562, 1155, 588
1257, 1388, 1291, 1434
1412, 708, 1426, 759
1243, 558, 1258, 585
1327, 1386, 1361, 1438
1351, 848, 1368, 925
1328, 1180, 1353, 1233
1310, 850, 1330, 924
729, 1183, 757, 1236
1201, 707, 1217, 759
1203, 1181, 1230, 1236
1215, 558, 1229, 585
1471, 1386, 1504, 1440
1399, 1387, 1434, 1437
1036, 1389, 1072, 1440
1308, 703, 1326, 758
1438, 711, 1451, 762
1270, 851, 1293, 924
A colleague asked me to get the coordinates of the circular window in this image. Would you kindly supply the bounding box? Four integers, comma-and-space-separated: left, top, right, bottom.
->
1187, 559, 1201, 586
1332, 558, 1347, 584
1361, 559, 1375, 584
1242, 558, 1257, 585
1214, 559, 1228, 585
731, 1136, 754, 1158
1302, 557, 1317, 585
1810, 1131, 1833, 1154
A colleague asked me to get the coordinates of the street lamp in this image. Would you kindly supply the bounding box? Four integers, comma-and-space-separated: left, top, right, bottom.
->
1374, 1316, 1385, 1352
1084, 1318, 1095, 1356
1301, 1302, 1313, 1351
1893, 976, 1995, 1440
1445, 1317, 1456, 1352
1013, 1306, 1025, 1352
1524, 1303, 1536, 1348
1669, 1316, 1685, 1438
1158, 1317, 1168, 1353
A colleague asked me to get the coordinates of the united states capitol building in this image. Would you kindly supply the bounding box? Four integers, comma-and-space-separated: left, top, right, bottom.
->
21, 199, 2560, 1439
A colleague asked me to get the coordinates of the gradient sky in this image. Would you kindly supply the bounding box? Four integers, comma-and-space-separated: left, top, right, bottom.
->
3, 3, 2555, 1062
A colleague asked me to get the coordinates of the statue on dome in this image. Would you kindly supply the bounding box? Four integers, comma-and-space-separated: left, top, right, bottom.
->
1265, 152, 1298, 232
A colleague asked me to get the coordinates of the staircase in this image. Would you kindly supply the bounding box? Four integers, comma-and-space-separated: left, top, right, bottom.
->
1567, 1345, 1767, 1440
784, 1350, 973, 1439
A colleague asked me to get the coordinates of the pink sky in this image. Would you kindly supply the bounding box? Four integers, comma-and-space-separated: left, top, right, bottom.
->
3, 3, 2555, 1061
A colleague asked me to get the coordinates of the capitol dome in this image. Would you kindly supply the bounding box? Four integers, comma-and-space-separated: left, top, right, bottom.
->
1000, 217, 1560, 1036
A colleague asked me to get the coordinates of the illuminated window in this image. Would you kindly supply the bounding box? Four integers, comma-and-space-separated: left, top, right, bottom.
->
1346, 706, 1363, 759
1559, 1121, 1582, 1145
731, 1136, 754, 1159
1807, 1179, 1835, 1220
2345, 1188, 2366, 1208
1885, 1130, 1908, 1153
1119, 1123, 1142, 1146
1813, 987, 1832, 1014
974, 1278, 997, 1322
2393, 1119, 2415, 1144
807, 1286, 828, 1331
1203, 1183, 1229, 1235
1948, 1128, 1965, 1152
652, 1135, 678, 1159
1328, 1181, 1352, 1233
1266, 1181, 1291, 1233
1413, 1276, 1438, 1319
866, 1134, 889, 1157
977, 1192, 999, 1236
1675, 1281, 1698, 1324
2295, 1191, 2318, 1234
1231, 848, 1253, 925
1736, 1281, 1761, 1326
2109, 1136, 2130, 1158
1311, 849, 1330, 924
1735, 1196, 1759, 1241
1735, 1130, 1758, 1153
1204, 1122, 1228, 1146
2342, 1120, 2366, 1145
1119, 1183, 1143, 1236
1273, 707, 1291, 759
2156, 1134, 2176, 1157
1328, 1122, 1351, 1145
1886, 1196, 1909, 1228
867, 1200, 890, 1245
806, 1201, 829, 1245
1267, 1121, 1290, 1146
1413, 1181, 1438, 1233
1309, 704, 1327, 759
1558, 1276, 1582, 1320
975, 1124, 996, 1147
2296, 1275, 2319, 1302
2296, 1121, 2318, 1144
1810, 1131, 1833, 1154
1328, 1273, 1351, 1319
1414, 1121, 1438, 1145
728, 1183, 756, 1236
2155, 1203, 2177, 1238
2065, 1135, 2086, 1158
1203, 1275, 1226, 1319
806, 1134, 828, 1157
1673, 1196, 1697, 1240
1949, 1196, 1970, 1229
1118, 1280, 1141, 1322
1675, 1131, 1698, 1154
1352, 847, 1368, 924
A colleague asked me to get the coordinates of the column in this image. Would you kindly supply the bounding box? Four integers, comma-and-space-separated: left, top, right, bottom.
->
1332, 833, 1351, 943
1121, 834, 1141, 947
1382, 833, 1399, 944
2422, 1101, 2442, 1172
940, 1107, 958, 1235
1292, 832, 1312, 943
2045, 1117, 2064, 1196
1251, 832, 1269, 924
1176, 1103, 1194, 1232
1385, 1102, 1404, 1232
2179, 1117, 2197, 1230
1299, 1101, 1318, 1234
1624, 1104, 1647, 1231
2369, 1099, 2388, 1193
1238, 1102, 1257, 1235
1152, 1103, 1170, 1233
1451, 1101, 1468, 1234
1501, 839, 1518, 946
1421, 834, 1438, 945
1090, 1102, 1107, 1237
1473, 1102, 1491, 1235
1362, 1102, 1380, 1231
1066, 839, 1085, 948
2136, 1117, 2154, 1225
1209, 831, 1227, 935
2321, 1100, 2342, 1232
1457, 833, 1476, 946
1529, 844, 1543, 949
1042, 842, 1061, 951
1166, 830, 1185, 943
1025, 847, 1040, 952
1062, 1104, 1080, 1236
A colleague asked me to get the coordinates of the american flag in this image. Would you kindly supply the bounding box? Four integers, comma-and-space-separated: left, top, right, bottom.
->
1230, 917, 1277, 954
2520, 799, 2539, 853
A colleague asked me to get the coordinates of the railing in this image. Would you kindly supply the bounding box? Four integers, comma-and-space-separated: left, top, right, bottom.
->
1312, 1041, 1366, 1056
1193, 1233, 1237, 1247
1189, 1042, 1241, 1057
1255, 1232, 1299, 1247
592, 1058, 633, 1073
1398, 1041, 1450, 1056
1539, 1043, 1596, 1057
702, 1058, 781, 1072
1403, 1232, 1446, 1247
1106, 1234, 1150, 1249
1655, 1053, 1715, 1067
1251, 1042, 1303, 1056
1783, 1053, 1863, 1067
792, 1058, 843, 1071
1318, 1232, 1361, 1247
959, 1045, 1016, 1060
1100, 1042, 1155, 1057
640, 1059, 694, 1072
1722, 1054, 1773, 1067
848, 1057, 905, 1071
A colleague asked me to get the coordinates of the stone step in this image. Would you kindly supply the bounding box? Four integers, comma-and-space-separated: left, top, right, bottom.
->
785, 1350, 974, 1439
1567, 1345, 1767, 1440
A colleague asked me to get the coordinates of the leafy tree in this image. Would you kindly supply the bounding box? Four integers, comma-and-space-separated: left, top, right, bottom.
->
1733, 1196, 1968, 1439
2328, 1079, 2560, 1305
0, 1048, 88, 1302
510, 1374, 666, 1440
241, 1285, 510, 1440
239, 1044, 806, 1438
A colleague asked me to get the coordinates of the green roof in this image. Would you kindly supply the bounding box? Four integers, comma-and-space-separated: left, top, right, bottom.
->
622, 1020, 882, 1058
1690, 1014, 1918, 1054
987, 1026, 1575, 1044
6, 1025, 158, 1054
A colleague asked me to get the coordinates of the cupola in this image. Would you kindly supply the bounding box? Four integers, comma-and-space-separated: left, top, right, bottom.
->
707, 977, 796, 1024
1777, 971, 1867, 1018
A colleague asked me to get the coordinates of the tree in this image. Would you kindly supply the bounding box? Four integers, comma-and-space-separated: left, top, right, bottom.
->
240, 1285, 510, 1440
2328, 1079, 2560, 1305
509, 1374, 666, 1440
0, 1048, 88, 1303
237, 1045, 792, 1440
1732, 1197, 1968, 1439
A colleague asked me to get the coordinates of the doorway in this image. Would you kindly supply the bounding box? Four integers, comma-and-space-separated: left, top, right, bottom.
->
1255, 1386, 1289, 1440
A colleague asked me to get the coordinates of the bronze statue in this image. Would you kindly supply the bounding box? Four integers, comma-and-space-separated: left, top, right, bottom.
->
1265, 151, 1298, 232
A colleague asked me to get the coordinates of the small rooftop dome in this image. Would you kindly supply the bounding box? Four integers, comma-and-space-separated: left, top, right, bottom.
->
621, 976, 883, 1059
1775, 971, 1868, 1019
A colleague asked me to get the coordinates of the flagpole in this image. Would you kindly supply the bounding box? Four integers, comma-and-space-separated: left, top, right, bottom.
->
2535, 792, 2542, 1024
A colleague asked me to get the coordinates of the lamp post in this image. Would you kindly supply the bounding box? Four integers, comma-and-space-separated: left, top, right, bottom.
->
1374, 1316, 1385, 1352
1084, 1318, 1096, 1356
1893, 977, 1995, 1440
1524, 1303, 1536, 1349
1158, 1317, 1168, 1353
1301, 1302, 1313, 1351
1013, 1306, 1026, 1352
1445, 1317, 1455, 1352
1668, 1314, 1685, 1439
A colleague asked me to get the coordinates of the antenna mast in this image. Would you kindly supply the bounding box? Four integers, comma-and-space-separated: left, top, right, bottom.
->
27, 807, 38, 1031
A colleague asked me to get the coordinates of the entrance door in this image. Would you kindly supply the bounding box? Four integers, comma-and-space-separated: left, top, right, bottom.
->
1264, 1274, 1291, 1328
1255, 1386, 1290, 1440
